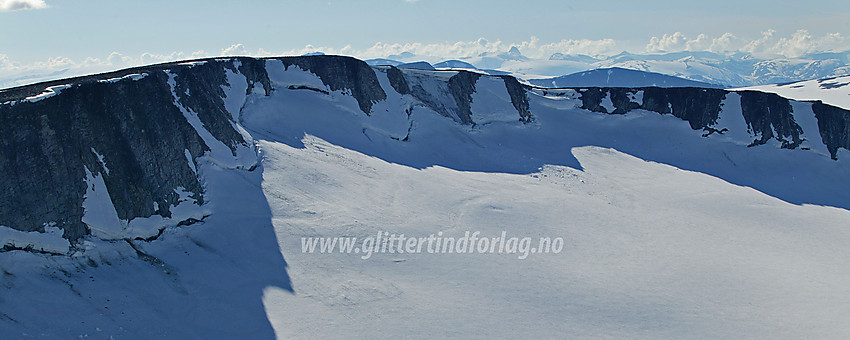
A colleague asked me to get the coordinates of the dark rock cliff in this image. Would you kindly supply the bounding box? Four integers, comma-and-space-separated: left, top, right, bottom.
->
738, 91, 803, 148
812, 102, 850, 159
0, 58, 278, 241
448, 71, 482, 125
278, 55, 387, 114
0, 70, 211, 240
642, 88, 727, 131
578, 88, 640, 114
235, 58, 273, 96
1, 54, 848, 245
573, 86, 849, 152
169, 60, 249, 153
388, 68, 532, 125
0, 55, 407, 243
578, 87, 727, 128
385, 66, 410, 95
498, 75, 532, 123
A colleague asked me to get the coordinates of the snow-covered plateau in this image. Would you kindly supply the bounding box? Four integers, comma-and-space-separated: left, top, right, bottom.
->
1, 55, 849, 338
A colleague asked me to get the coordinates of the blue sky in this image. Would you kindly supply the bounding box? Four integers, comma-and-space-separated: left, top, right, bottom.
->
1, 0, 849, 78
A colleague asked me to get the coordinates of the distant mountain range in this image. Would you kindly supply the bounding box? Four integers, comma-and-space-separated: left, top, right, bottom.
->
527, 67, 722, 88
4, 48, 849, 90
366, 49, 850, 88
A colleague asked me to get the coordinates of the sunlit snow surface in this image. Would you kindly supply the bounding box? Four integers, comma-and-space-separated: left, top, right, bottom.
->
247, 70, 850, 338
261, 140, 850, 339
2, 61, 850, 338
733, 75, 850, 110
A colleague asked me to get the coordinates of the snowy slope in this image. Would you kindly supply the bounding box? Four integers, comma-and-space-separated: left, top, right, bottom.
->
261, 140, 850, 339
247, 62, 850, 338
244, 74, 850, 337
2, 56, 850, 339
733, 75, 850, 110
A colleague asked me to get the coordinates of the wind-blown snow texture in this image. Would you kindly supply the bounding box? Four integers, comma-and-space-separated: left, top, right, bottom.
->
1, 55, 850, 338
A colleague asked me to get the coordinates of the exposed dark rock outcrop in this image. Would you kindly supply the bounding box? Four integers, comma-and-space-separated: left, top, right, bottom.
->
0, 57, 268, 103
571, 86, 848, 152
578, 88, 640, 114
812, 102, 850, 159
498, 75, 532, 122
234, 58, 272, 96
0, 56, 288, 241
738, 91, 803, 148
577, 88, 609, 113
642, 88, 727, 131
0, 70, 212, 240
386, 66, 410, 95
448, 71, 482, 125
168, 60, 248, 153
0, 55, 396, 242
388, 68, 532, 125
287, 85, 330, 95
579, 87, 727, 128
276, 55, 386, 114
393, 69, 460, 122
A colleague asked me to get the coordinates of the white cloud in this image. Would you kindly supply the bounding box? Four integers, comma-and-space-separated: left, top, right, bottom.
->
738, 29, 849, 57
646, 32, 690, 53
221, 43, 249, 56
646, 30, 847, 57
537, 38, 617, 57
710, 33, 738, 52
256, 48, 278, 57
277, 33, 846, 60
2, 32, 849, 88
741, 29, 779, 55
0, 54, 12, 69
272, 36, 617, 61
645, 32, 741, 54
0, 0, 47, 12
106, 52, 131, 66
0, 39, 617, 87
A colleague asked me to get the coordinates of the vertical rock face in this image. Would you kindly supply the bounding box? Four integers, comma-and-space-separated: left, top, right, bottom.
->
385, 66, 410, 95
168, 60, 249, 153
812, 102, 850, 159
397, 69, 461, 121
642, 88, 727, 130
577, 88, 642, 114
388, 68, 532, 125
1, 54, 849, 246
0, 56, 288, 242
0, 71, 212, 240
579, 87, 727, 128
498, 75, 532, 123
573, 86, 845, 151
738, 91, 803, 148
578, 88, 610, 113
277, 55, 387, 114
0, 55, 397, 243
448, 71, 482, 125
234, 58, 273, 96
